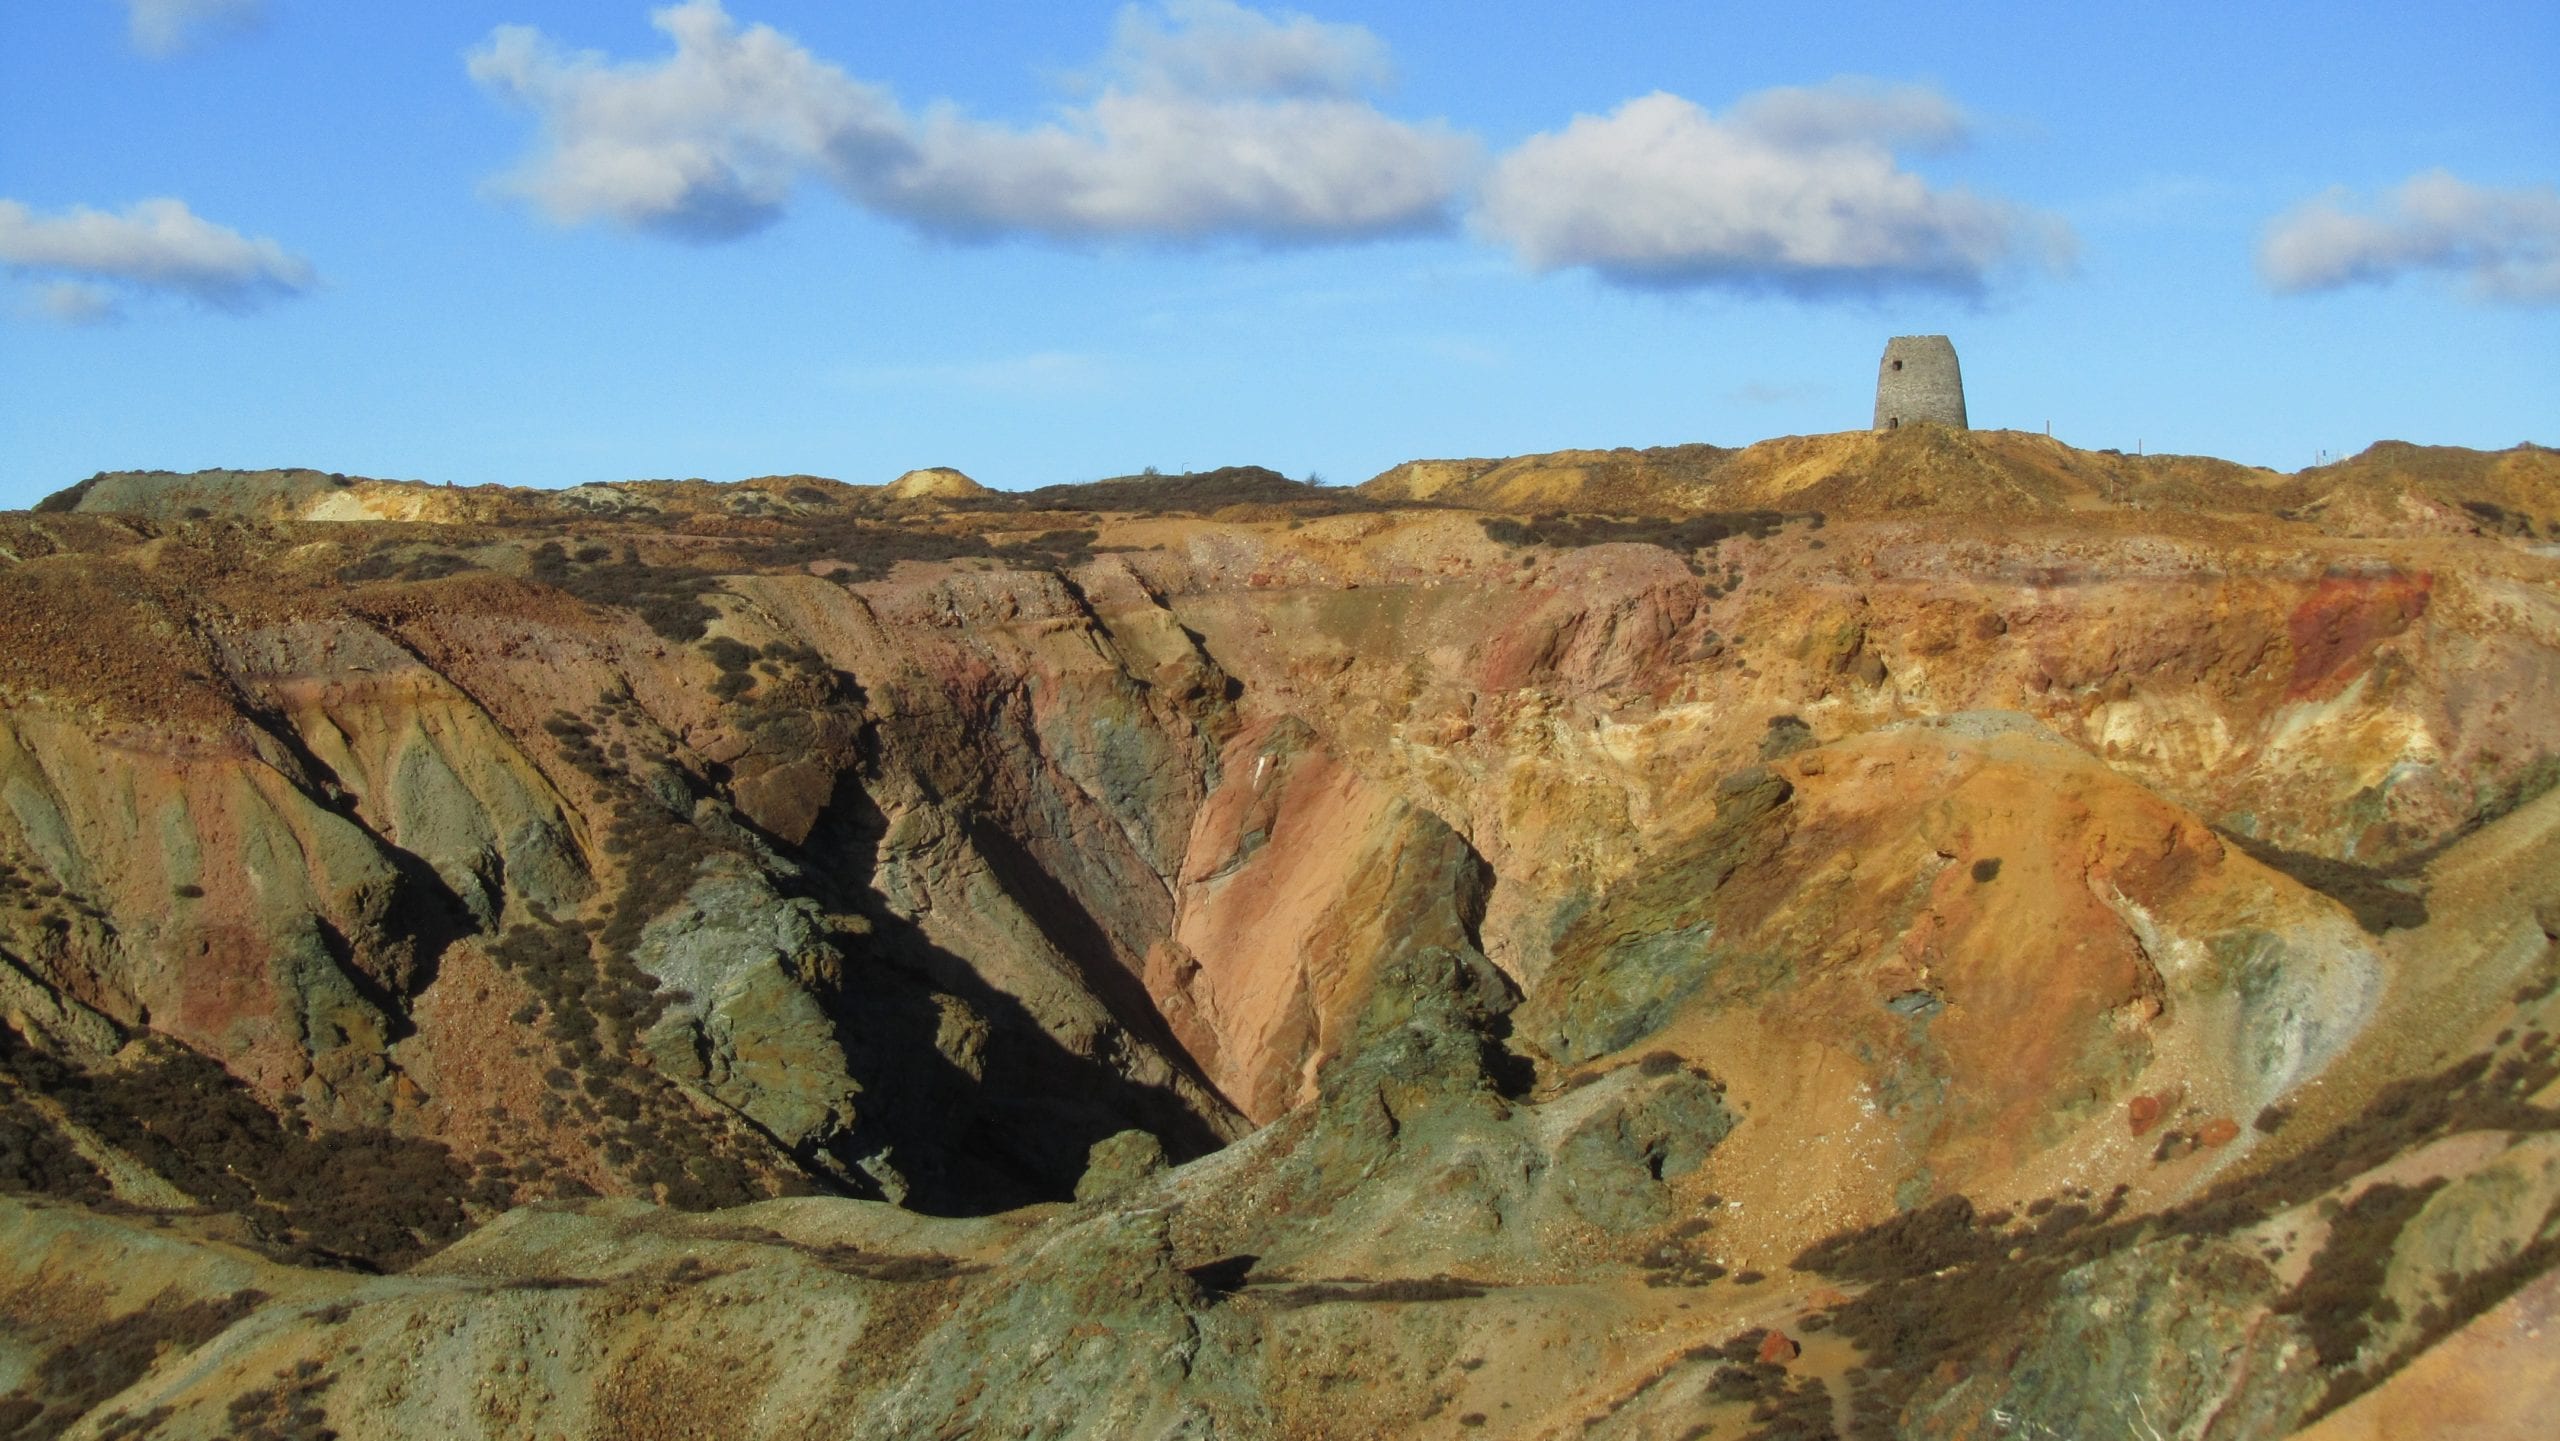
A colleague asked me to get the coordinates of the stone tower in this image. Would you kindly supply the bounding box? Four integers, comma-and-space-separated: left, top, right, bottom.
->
1873, 335, 1967, 431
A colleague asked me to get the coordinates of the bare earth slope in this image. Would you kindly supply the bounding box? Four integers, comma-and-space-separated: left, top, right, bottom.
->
1, 429, 2556, 1439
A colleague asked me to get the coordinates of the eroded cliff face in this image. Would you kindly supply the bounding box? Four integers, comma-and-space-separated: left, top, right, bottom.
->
1, 433, 2556, 1439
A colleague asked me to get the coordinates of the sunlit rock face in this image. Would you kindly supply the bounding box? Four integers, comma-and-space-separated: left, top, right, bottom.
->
2, 436, 2557, 1438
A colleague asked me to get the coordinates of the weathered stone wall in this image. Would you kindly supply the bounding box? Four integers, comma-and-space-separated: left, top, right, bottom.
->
1874, 334, 1968, 430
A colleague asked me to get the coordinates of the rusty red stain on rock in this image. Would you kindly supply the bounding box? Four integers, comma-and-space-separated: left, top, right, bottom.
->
2285, 571, 2432, 699
1756, 1330, 1799, 1365
2196, 1117, 2241, 1148
2128, 1093, 2164, 1136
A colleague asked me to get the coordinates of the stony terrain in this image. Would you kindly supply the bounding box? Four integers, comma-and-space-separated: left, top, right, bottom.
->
1, 428, 2555, 1439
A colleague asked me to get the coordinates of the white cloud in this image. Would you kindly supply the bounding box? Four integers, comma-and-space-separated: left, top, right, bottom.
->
879, 90, 1473, 243
2260, 170, 2560, 305
1103, 0, 1390, 100
897, 0, 1471, 241
0, 197, 316, 317
469, 10, 2068, 294
1476, 84, 2065, 296
30, 280, 124, 326
467, 2, 908, 240
125, 0, 265, 57
1727, 80, 1969, 154
468, 0, 1474, 245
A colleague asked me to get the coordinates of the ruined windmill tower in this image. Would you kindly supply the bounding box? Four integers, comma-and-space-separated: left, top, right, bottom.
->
1873, 335, 1967, 431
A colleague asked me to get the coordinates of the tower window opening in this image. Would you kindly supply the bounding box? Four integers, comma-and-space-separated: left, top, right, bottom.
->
1891, 359, 1904, 371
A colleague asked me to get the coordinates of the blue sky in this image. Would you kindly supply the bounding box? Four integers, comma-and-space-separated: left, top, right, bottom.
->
1, 1, 2552, 506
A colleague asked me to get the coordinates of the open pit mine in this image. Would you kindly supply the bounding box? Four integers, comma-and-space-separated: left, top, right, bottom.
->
1, 427, 2557, 1440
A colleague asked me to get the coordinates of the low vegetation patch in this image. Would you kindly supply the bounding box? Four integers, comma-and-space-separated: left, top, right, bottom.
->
6, 1288, 266, 1441
485, 701, 853, 1212
335, 546, 477, 584
2459, 498, 2552, 539
526, 541, 721, 642
799, 1244, 980, 1284
0, 1076, 113, 1205
1788, 1030, 2560, 1438
959, 466, 1389, 517
2273, 1178, 2444, 1369
1480, 510, 1814, 576
213, 1357, 337, 1441
743, 514, 1110, 583
1259, 1274, 1488, 1309
0, 1028, 485, 1270
486, 905, 773, 1213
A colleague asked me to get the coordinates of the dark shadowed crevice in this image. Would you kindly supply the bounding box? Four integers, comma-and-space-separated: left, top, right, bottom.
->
781, 785, 1234, 1215
964, 815, 1229, 1104
2217, 829, 2428, 933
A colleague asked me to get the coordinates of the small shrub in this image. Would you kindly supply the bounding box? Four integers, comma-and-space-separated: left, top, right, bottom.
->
1759, 715, 1814, 761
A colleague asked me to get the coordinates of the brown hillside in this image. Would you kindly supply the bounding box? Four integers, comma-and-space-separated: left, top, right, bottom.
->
1, 435, 2555, 1439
